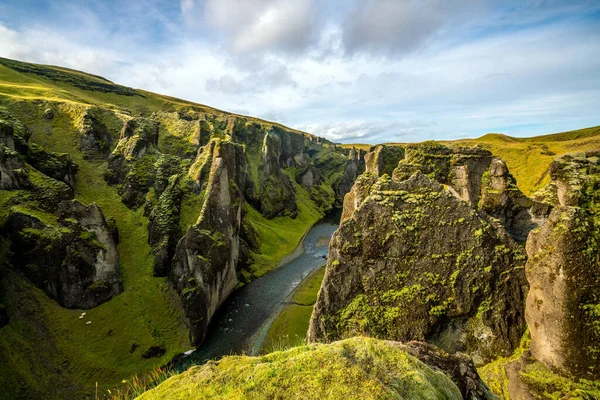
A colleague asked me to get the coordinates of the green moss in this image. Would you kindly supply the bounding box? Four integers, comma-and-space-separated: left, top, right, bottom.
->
138, 337, 462, 400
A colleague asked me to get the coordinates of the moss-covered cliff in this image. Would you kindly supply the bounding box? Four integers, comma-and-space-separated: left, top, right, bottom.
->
0, 57, 351, 399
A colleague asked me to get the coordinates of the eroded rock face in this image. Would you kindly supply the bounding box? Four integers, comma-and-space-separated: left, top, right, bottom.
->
25, 143, 78, 188
0, 121, 29, 190
78, 107, 115, 158
364, 145, 405, 177
334, 147, 365, 205
171, 139, 249, 345
106, 117, 160, 208
394, 144, 547, 242
4, 199, 122, 309
259, 131, 297, 219
148, 175, 183, 276
309, 170, 528, 365
525, 152, 600, 380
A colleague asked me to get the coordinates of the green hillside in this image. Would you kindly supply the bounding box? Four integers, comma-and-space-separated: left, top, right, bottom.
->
0, 57, 346, 399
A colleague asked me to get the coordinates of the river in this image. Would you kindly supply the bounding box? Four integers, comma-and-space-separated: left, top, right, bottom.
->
173, 208, 341, 371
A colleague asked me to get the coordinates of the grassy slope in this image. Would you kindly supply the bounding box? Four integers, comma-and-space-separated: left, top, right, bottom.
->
441, 126, 600, 195
341, 126, 600, 196
0, 101, 190, 398
261, 266, 326, 353
0, 58, 332, 398
138, 337, 462, 400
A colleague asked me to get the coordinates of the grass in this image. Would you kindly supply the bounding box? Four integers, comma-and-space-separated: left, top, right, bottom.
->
137, 337, 462, 400
0, 58, 336, 398
244, 181, 324, 278
0, 102, 190, 399
261, 266, 326, 353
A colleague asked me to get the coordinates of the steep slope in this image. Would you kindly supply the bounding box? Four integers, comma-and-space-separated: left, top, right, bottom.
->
309, 143, 547, 365
138, 337, 495, 400
0, 57, 352, 399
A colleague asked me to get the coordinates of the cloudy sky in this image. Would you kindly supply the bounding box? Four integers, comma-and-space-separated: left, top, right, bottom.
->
0, 0, 599, 143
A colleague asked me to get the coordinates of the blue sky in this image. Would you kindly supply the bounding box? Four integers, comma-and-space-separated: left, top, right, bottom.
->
0, 0, 599, 143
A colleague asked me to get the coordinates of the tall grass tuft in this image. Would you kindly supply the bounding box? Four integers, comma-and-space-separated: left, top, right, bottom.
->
103, 366, 175, 400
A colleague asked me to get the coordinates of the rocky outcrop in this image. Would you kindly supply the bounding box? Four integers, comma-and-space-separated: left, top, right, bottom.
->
25, 143, 78, 188
3, 199, 122, 309
106, 117, 160, 208
309, 167, 529, 365
394, 143, 547, 242
334, 147, 365, 205
148, 175, 183, 276
259, 131, 297, 219
0, 120, 30, 190
364, 144, 405, 177
525, 152, 600, 380
139, 337, 495, 400
171, 139, 249, 345
78, 107, 116, 158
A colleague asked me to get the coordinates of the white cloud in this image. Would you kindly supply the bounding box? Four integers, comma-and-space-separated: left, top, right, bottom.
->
203, 0, 318, 53
0, 1, 599, 144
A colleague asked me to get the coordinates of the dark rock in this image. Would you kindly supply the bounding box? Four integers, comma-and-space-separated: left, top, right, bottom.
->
0, 121, 29, 190
309, 171, 528, 365
106, 117, 160, 208
42, 108, 54, 120
171, 139, 249, 345
259, 130, 297, 219
3, 200, 123, 309
78, 107, 115, 158
333, 147, 365, 205
25, 143, 78, 188
142, 345, 166, 359
525, 152, 600, 380
401, 340, 496, 399
148, 175, 183, 276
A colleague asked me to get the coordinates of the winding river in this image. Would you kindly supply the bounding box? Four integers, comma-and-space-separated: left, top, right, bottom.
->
173, 209, 341, 371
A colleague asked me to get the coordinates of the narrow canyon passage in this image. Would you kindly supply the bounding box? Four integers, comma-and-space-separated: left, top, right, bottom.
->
173, 209, 342, 370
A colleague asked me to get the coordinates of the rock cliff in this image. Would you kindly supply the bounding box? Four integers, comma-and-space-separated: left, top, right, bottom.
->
170, 139, 250, 345
525, 152, 600, 380
310, 144, 533, 365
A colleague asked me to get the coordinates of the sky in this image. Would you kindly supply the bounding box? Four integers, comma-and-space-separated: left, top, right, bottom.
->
0, 0, 599, 143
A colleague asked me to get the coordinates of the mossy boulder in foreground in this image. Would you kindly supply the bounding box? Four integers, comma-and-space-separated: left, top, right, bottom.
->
138, 337, 495, 400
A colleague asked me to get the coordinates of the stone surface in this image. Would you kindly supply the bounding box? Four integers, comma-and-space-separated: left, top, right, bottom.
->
3, 199, 123, 309
309, 165, 529, 365
258, 130, 297, 219
334, 147, 365, 205
171, 139, 249, 345
364, 144, 405, 177
525, 152, 600, 380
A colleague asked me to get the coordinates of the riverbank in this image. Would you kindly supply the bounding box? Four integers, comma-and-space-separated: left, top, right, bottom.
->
259, 265, 327, 353
172, 209, 341, 371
